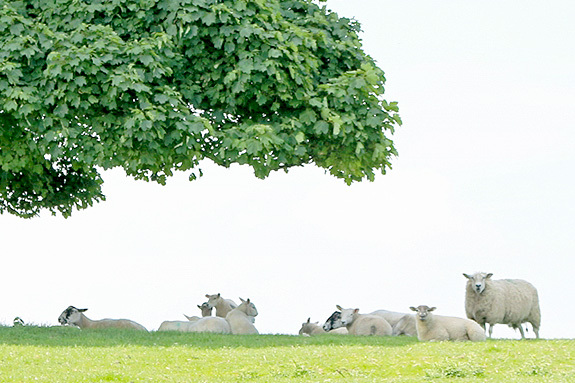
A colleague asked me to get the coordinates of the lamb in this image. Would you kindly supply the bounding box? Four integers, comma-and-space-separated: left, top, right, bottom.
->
58, 306, 147, 331
299, 318, 348, 336
409, 305, 486, 342
206, 293, 238, 318
157, 317, 231, 333
463, 272, 541, 339
184, 302, 213, 322
225, 298, 258, 334
336, 305, 392, 336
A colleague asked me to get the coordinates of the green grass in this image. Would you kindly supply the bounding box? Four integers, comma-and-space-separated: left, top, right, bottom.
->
1, 326, 573, 382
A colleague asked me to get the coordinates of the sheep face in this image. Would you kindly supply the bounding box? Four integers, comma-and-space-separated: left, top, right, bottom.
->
239, 298, 258, 317
323, 311, 343, 331
338, 307, 360, 327
410, 305, 436, 322
58, 306, 87, 326
463, 272, 493, 294
205, 293, 221, 309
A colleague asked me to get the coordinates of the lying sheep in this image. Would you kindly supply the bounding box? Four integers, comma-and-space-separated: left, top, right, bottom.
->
206, 293, 238, 318
158, 317, 231, 333
13, 317, 24, 326
226, 298, 258, 334
184, 302, 213, 322
336, 305, 392, 336
299, 318, 348, 336
463, 272, 541, 339
324, 310, 415, 336
410, 305, 486, 342
58, 306, 147, 331
370, 310, 417, 336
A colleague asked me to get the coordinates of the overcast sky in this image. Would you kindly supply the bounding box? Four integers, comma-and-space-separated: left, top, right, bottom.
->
2, 0, 574, 339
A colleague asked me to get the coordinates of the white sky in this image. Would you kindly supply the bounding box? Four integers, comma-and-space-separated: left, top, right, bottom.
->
2, 0, 574, 339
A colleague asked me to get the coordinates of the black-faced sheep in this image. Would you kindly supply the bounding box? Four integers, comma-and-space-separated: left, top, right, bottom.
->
463, 272, 541, 339
58, 306, 147, 331
410, 305, 486, 342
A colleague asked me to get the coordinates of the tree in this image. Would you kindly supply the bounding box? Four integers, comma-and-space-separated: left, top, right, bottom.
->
0, 0, 401, 218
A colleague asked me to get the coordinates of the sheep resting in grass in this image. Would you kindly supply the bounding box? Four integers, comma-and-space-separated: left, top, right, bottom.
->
370, 310, 417, 336
463, 272, 541, 339
299, 318, 348, 336
337, 305, 392, 336
410, 305, 486, 342
158, 317, 231, 333
226, 298, 258, 334
184, 302, 213, 322
58, 306, 147, 331
206, 293, 238, 318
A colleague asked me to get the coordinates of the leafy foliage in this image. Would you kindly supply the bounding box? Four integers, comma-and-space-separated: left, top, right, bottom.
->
0, 0, 401, 217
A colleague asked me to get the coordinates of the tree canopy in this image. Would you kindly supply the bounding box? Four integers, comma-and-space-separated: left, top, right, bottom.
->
0, 0, 401, 218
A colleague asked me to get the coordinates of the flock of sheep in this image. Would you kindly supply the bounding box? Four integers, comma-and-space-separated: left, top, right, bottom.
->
302, 272, 541, 341
50, 272, 540, 342
56, 294, 259, 335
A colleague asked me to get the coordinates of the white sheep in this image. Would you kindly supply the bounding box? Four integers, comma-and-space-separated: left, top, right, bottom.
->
58, 306, 147, 331
463, 272, 541, 339
370, 310, 417, 336
410, 305, 486, 342
225, 298, 258, 334
336, 305, 392, 336
157, 317, 231, 333
206, 293, 238, 318
184, 302, 213, 322
299, 318, 348, 336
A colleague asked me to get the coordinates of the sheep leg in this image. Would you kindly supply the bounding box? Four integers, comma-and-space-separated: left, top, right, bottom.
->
515, 324, 526, 339
487, 323, 494, 338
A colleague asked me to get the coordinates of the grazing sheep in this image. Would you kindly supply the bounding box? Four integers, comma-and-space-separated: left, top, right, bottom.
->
158, 317, 231, 333
58, 306, 147, 331
206, 293, 238, 318
463, 272, 541, 339
299, 318, 348, 336
336, 305, 392, 336
184, 302, 213, 322
409, 305, 486, 342
225, 298, 258, 334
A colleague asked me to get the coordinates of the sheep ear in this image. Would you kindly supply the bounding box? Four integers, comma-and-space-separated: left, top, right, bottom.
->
486, 273, 493, 279
306, 318, 311, 323
409, 307, 417, 312
217, 293, 221, 298
205, 294, 210, 298
353, 308, 360, 314
463, 273, 471, 279
429, 307, 436, 312
197, 305, 201, 309
240, 297, 246, 303
336, 305, 343, 311
79, 308, 88, 312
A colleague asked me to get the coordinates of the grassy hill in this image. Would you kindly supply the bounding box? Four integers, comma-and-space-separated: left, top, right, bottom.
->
0, 326, 573, 382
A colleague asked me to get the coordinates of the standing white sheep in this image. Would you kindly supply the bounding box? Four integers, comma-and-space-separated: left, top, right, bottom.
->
463, 272, 541, 339
410, 305, 486, 342
206, 293, 238, 318
58, 306, 147, 331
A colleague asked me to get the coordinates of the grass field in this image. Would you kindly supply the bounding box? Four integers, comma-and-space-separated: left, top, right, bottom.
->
0, 326, 573, 382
